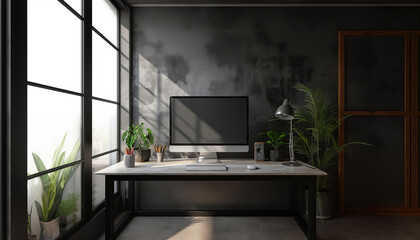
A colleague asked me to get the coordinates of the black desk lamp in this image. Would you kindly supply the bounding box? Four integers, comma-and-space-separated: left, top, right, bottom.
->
275, 99, 301, 167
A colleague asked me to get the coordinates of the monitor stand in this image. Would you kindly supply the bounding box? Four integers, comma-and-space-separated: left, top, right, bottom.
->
197, 152, 220, 163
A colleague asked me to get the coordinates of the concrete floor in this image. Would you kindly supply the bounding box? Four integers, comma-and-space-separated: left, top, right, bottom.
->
97, 215, 420, 240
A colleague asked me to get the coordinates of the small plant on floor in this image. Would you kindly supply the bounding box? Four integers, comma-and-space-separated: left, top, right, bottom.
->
27, 205, 38, 240
56, 193, 80, 228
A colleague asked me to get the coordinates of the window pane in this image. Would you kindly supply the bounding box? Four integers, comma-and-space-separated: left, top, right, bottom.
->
345, 116, 405, 206
92, 31, 118, 101
345, 36, 404, 111
28, 0, 82, 93
418, 37, 420, 109
28, 87, 82, 175
92, 100, 118, 155
28, 165, 82, 239
121, 24, 130, 152
93, 0, 118, 46
63, 0, 82, 16
92, 152, 118, 208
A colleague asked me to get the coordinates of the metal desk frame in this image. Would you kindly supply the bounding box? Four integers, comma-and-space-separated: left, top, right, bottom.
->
104, 173, 317, 240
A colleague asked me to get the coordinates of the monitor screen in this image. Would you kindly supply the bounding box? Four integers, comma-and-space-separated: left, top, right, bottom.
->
170, 97, 248, 145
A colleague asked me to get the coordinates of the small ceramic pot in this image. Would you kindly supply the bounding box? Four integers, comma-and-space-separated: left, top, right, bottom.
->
124, 154, 135, 167
269, 150, 281, 161
157, 152, 164, 162
134, 149, 151, 162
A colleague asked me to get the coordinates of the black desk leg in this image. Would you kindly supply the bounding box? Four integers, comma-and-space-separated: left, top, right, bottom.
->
307, 177, 316, 240
105, 176, 114, 240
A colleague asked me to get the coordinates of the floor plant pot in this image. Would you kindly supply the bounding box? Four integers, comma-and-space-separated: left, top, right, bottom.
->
316, 191, 332, 220
124, 154, 135, 167
134, 149, 151, 162
40, 217, 60, 240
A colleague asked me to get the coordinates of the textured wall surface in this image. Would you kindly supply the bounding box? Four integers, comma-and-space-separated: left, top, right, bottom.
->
131, 7, 420, 211
132, 7, 420, 159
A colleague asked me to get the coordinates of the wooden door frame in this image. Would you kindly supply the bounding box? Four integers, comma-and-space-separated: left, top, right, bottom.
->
338, 30, 420, 214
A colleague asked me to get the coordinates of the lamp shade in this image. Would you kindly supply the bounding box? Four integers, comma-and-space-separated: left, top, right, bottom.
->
275, 99, 294, 120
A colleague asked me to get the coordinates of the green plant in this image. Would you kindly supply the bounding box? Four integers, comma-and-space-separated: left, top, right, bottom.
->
292, 83, 370, 192
33, 133, 80, 222
56, 193, 79, 219
122, 124, 141, 154
27, 206, 34, 240
259, 131, 287, 150
135, 123, 154, 151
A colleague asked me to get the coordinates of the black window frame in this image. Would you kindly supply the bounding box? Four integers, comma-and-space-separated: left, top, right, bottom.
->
91, 0, 121, 212
1, 0, 6, 239
5, 0, 122, 239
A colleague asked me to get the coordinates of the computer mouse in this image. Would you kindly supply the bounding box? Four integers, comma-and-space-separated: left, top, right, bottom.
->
247, 165, 257, 170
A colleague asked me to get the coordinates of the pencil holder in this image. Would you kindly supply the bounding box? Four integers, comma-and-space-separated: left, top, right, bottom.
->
157, 153, 164, 162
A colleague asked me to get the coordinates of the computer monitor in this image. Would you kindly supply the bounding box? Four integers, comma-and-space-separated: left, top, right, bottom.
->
169, 96, 249, 163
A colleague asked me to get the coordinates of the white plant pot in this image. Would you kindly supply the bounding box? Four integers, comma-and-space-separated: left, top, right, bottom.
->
40, 217, 60, 240
124, 154, 135, 167
316, 192, 332, 220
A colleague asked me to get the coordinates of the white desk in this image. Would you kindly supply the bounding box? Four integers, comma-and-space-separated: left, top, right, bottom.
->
96, 159, 326, 240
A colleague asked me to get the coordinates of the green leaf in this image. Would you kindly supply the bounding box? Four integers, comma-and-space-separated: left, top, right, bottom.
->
291, 83, 371, 191
32, 134, 81, 222
34, 201, 44, 222
64, 139, 80, 165
52, 133, 67, 168
32, 153, 52, 193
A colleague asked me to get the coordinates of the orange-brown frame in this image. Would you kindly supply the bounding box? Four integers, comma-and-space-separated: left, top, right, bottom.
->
338, 31, 420, 214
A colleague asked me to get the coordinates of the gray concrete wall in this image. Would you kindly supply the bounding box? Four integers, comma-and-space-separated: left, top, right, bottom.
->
131, 7, 420, 211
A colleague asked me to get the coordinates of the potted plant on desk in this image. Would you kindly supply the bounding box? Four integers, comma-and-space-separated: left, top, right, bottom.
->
134, 123, 154, 162
122, 124, 139, 167
293, 83, 370, 219
259, 131, 287, 161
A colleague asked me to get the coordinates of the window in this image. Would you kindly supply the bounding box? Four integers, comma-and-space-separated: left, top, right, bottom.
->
338, 31, 420, 213
26, 0, 120, 239
91, 0, 120, 210
27, 0, 84, 238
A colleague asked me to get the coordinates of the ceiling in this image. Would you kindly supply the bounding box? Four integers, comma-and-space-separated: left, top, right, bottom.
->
124, 0, 420, 7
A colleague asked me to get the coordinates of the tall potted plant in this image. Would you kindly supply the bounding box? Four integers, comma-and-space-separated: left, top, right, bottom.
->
32, 134, 80, 240
259, 131, 287, 161
292, 83, 370, 219
134, 123, 154, 162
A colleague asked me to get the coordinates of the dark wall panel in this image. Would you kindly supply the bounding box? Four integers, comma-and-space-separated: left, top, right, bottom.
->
135, 181, 291, 210
131, 7, 420, 211
345, 36, 405, 111
345, 116, 405, 206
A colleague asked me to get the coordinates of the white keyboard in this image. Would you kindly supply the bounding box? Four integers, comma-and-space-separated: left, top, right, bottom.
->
185, 165, 227, 171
